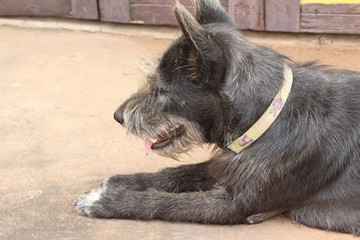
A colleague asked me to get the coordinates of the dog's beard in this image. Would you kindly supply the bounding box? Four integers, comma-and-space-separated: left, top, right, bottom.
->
123, 107, 204, 159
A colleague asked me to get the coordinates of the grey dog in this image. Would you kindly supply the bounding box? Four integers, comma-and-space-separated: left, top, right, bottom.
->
75, 0, 360, 234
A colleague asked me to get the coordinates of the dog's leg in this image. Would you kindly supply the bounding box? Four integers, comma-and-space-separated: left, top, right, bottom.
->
75, 183, 243, 223
103, 161, 216, 192
287, 199, 360, 235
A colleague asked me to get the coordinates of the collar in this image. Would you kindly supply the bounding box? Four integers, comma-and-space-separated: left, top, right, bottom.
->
227, 64, 293, 153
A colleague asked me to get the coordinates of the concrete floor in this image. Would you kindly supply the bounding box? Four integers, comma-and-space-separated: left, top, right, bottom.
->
1, 20, 360, 240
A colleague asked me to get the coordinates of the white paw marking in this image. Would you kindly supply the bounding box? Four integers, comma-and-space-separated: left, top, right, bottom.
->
76, 179, 109, 216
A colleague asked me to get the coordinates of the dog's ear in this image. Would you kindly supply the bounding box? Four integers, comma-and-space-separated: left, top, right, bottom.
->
193, 0, 233, 25
174, 1, 207, 50
173, 2, 223, 60
173, 2, 226, 89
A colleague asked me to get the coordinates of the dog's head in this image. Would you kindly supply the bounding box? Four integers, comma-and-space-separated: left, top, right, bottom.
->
114, 0, 246, 157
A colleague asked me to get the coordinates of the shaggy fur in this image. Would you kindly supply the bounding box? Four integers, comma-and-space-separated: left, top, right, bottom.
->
75, 0, 360, 234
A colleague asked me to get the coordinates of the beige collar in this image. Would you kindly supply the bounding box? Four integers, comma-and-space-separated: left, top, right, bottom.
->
227, 64, 293, 153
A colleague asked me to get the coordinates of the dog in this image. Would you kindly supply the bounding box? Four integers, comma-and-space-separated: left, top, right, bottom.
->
75, 0, 360, 234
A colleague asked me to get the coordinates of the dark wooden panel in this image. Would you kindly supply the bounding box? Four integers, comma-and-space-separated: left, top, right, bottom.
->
130, 1, 228, 26
228, 0, 265, 31
0, 0, 71, 16
130, 0, 228, 7
301, 13, 360, 34
131, 4, 192, 25
265, 0, 300, 32
99, 0, 131, 23
71, 0, 99, 20
302, 4, 360, 15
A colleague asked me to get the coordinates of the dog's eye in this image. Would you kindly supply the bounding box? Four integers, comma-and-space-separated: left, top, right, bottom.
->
155, 87, 168, 96
159, 87, 167, 94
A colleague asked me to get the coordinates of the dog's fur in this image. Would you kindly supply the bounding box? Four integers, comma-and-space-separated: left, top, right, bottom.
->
75, 0, 360, 234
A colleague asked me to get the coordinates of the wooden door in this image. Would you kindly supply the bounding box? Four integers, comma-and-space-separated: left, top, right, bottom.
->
1, 0, 360, 34
300, 0, 360, 34
0, 0, 99, 20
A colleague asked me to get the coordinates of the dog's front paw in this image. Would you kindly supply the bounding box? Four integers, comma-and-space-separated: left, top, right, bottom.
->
74, 179, 112, 218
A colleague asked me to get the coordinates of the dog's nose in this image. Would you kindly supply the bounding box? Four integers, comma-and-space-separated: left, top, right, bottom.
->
114, 109, 124, 125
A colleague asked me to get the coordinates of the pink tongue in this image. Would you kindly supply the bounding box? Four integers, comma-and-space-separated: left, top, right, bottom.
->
145, 139, 153, 155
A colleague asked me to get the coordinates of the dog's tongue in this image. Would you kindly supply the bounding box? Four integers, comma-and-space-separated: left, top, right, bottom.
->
145, 138, 153, 155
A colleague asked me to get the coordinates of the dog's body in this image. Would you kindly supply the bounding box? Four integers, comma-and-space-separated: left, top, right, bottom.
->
75, 0, 360, 234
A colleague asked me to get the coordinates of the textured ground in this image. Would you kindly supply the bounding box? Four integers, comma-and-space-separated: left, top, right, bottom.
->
1, 20, 359, 240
